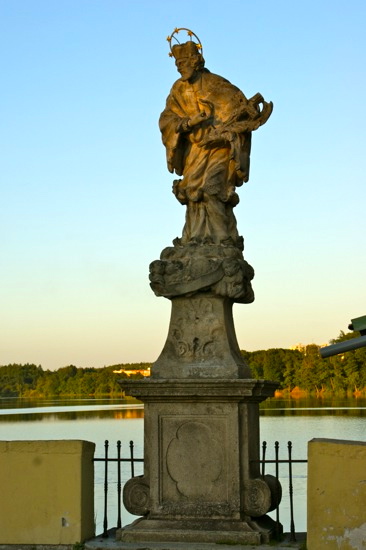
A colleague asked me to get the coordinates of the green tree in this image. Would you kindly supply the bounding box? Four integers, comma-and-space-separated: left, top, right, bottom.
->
282, 349, 302, 390
0, 364, 44, 397
295, 345, 327, 392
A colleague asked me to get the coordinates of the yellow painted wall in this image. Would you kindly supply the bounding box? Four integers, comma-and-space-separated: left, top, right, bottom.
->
307, 438, 366, 550
0, 440, 95, 545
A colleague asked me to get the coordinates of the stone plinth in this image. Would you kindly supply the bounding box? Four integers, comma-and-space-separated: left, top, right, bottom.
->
117, 379, 281, 545
152, 294, 252, 379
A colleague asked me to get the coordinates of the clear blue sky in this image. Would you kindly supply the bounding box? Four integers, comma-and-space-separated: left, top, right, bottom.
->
1, 0, 365, 370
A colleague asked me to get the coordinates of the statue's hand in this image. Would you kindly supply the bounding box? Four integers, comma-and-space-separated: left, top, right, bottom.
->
189, 99, 214, 127
189, 110, 210, 127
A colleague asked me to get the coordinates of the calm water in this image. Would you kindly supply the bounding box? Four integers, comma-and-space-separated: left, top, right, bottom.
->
1, 395, 365, 535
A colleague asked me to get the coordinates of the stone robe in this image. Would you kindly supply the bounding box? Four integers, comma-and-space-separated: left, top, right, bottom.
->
159, 68, 253, 246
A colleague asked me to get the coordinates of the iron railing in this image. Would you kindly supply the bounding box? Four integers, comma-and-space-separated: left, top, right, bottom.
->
93, 440, 143, 537
255, 441, 308, 541
93, 440, 307, 540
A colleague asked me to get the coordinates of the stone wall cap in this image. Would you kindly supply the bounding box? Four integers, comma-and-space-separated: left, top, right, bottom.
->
0, 440, 95, 454
309, 437, 366, 447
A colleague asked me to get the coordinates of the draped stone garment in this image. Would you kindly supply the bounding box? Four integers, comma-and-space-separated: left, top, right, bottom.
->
159, 69, 252, 246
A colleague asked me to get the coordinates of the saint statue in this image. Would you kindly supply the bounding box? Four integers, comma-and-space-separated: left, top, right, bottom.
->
121, 32, 281, 544
150, 29, 272, 305
159, 28, 272, 247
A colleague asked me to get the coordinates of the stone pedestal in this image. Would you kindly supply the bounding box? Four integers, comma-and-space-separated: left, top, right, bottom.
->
118, 378, 281, 545
119, 269, 281, 544
117, 28, 275, 543
152, 294, 252, 379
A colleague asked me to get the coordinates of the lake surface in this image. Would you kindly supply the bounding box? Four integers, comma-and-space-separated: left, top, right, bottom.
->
1, 395, 365, 535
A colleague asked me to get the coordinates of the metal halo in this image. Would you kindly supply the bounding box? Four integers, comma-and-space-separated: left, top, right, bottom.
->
166, 28, 203, 57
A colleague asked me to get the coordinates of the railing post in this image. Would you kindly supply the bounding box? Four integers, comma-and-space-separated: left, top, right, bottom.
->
288, 441, 296, 542
261, 441, 267, 477
116, 440, 122, 529
103, 440, 109, 538
129, 440, 135, 478
274, 441, 281, 539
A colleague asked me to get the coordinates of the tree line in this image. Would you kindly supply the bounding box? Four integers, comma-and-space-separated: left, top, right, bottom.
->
1, 332, 365, 398
0, 363, 149, 398
242, 331, 366, 395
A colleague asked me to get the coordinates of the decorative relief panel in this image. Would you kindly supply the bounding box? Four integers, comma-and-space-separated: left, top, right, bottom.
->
159, 414, 231, 508
170, 298, 223, 360
166, 421, 223, 498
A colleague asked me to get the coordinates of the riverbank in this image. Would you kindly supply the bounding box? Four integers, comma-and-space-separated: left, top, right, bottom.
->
274, 386, 366, 398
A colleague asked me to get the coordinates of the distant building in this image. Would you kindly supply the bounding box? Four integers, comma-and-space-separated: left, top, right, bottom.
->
290, 343, 305, 351
290, 343, 325, 352
113, 367, 151, 377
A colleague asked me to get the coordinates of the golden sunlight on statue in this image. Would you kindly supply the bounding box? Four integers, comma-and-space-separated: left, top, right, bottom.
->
159, 28, 273, 247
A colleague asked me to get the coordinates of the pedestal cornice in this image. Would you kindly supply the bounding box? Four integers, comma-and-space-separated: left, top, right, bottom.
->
119, 378, 278, 403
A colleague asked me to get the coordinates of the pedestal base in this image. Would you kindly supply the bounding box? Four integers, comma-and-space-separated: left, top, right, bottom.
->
117, 515, 279, 545
118, 379, 281, 546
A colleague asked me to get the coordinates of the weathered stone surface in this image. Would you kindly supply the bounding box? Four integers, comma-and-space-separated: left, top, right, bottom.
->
159, 35, 272, 252
120, 378, 278, 401
123, 475, 150, 516
152, 293, 251, 379
119, 29, 277, 545
150, 242, 254, 303
152, 29, 272, 310
149, 29, 272, 381
243, 478, 272, 517
118, 518, 265, 545
119, 379, 281, 544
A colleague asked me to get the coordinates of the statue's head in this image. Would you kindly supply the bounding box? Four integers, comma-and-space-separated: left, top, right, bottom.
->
167, 28, 205, 81
172, 41, 205, 81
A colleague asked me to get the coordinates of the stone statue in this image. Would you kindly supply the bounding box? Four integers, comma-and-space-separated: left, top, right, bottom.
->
160, 30, 272, 248
119, 31, 282, 545
151, 28, 272, 305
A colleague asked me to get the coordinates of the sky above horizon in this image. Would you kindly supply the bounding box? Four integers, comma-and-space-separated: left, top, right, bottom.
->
1, 0, 366, 370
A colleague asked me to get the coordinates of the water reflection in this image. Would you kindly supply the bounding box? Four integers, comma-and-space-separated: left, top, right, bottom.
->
0, 396, 128, 409
0, 397, 144, 422
2, 396, 366, 420
260, 396, 366, 416
0, 408, 145, 422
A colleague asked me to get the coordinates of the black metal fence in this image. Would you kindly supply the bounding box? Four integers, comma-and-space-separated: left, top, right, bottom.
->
256, 441, 307, 541
93, 440, 307, 540
93, 440, 143, 537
